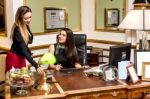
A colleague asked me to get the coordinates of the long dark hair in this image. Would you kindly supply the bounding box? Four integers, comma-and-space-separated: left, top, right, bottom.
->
59, 28, 80, 65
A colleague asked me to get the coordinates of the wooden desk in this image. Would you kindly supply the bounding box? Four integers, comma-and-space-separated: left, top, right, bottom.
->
52, 68, 127, 99
4, 74, 64, 99
121, 80, 150, 99
5, 68, 150, 99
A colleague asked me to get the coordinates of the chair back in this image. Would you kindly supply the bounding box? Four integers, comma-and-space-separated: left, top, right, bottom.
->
74, 34, 87, 66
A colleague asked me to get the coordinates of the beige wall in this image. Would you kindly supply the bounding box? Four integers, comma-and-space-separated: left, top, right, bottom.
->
25, 0, 81, 33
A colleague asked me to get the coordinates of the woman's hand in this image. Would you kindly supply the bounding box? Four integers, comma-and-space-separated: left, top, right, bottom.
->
36, 67, 44, 74
75, 63, 82, 68
55, 64, 62, 71
82, 65, 90, 68
48, 64, 62, 71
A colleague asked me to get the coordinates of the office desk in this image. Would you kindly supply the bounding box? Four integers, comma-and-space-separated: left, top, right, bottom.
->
4, 74, 64, 99
122, 80, 150, 99
52, 68, 127, 99
5, 68, 150, 99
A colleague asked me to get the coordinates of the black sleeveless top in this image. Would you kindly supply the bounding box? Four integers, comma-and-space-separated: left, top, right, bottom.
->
54, 44, 74, 68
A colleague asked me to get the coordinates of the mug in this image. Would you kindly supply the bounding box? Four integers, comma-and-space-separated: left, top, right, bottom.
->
102, 66, 118, 81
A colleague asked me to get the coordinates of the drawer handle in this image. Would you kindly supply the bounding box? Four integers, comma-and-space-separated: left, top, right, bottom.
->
93, 91, 119, 97
71, 96, 81, 99
93, 93, 100, 97
144, 89, 150, 94
70, 91, 120, 98
110, 91, 119, 97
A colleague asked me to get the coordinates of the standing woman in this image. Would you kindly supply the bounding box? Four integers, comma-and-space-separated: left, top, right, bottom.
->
48, 28, 82, 70
6, 6, 43, 73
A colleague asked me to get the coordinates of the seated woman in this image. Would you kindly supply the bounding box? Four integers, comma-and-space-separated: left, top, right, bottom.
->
48, 28, 82, 70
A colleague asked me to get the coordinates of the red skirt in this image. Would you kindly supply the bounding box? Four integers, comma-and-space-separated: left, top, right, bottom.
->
5, 51, 26, 72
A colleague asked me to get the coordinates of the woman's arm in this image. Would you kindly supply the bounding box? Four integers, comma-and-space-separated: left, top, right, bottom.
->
48, 44, 62, 70
48, 44, 55, 69
49, 64, 62, 70
73, 47, 82, 68
13, 30, 44, 73
75, 63, 82, 68
48, 44, 55, 54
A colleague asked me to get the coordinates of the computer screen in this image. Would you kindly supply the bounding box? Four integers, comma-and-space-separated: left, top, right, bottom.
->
109, 43, 131, 67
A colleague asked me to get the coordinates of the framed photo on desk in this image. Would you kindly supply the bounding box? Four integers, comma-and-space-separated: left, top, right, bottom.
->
135, 51, 150, 76
127, 65, 140, 84
44, 7, 67, 32
142, 62, 150, 81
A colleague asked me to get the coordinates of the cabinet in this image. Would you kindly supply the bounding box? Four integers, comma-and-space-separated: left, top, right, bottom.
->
87, 53, 99, 66
87, 47, 103, 66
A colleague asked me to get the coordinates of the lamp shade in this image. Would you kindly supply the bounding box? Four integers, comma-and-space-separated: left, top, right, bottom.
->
118, 9, 150, 30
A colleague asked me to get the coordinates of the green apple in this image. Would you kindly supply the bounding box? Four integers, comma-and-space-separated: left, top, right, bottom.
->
10, 73, 17, 78
21, 67, 29, 74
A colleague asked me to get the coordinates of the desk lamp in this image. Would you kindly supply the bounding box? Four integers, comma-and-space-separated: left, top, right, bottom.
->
118, 8, 150, 50
37, 52, 56, 93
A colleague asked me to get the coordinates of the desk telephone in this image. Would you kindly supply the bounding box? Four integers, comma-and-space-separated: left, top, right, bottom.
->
84, 63, 118, 81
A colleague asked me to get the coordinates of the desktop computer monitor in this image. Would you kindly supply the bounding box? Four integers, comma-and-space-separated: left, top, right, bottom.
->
109, 43, 131, 67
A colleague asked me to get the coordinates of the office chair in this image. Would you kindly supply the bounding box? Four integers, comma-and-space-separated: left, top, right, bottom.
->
56, 34, 87, 66
0, 52, 7, 98
74, 34, 87, 66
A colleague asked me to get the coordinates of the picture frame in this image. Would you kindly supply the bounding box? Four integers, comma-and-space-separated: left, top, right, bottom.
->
44, 7, 67, 32
127, 65, 140, 84
105, 8, 119, 27
134, 50, 150, 76
142, 62, 150, 81
0, 2, 5, 31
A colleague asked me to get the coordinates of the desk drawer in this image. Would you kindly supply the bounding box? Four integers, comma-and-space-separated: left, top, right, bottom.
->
129, 87, 150, 99
66, 89, 127, 99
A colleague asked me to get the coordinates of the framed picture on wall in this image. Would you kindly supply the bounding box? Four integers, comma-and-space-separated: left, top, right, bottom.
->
142, 62, 150, 81
0, 2, 5, 31
105, 8, 119, 27
44, 7, 67, 32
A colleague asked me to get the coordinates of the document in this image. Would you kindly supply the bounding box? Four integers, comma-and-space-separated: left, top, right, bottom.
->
118, 61, 130, 79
